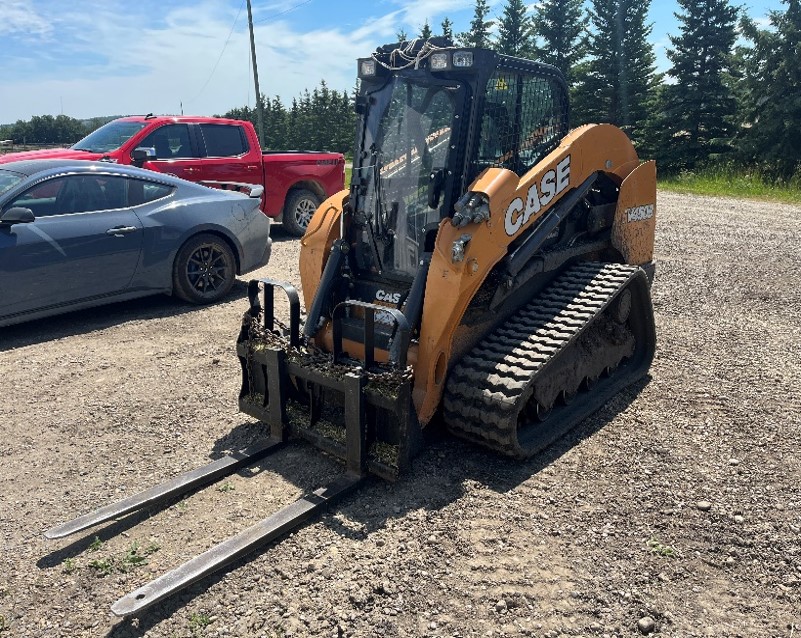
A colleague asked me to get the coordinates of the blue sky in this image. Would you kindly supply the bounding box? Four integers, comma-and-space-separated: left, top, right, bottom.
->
0, 0, 784, 124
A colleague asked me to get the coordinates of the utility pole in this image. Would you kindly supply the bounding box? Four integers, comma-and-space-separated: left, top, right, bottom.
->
246, 0, 266, 148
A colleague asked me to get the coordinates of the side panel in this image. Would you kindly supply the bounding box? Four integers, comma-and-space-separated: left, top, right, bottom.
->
611, 160, 657, 265
413, 123, 642, 424
261, 155, 345, 217
0, 209, 143, 317
298, 190, 348, 310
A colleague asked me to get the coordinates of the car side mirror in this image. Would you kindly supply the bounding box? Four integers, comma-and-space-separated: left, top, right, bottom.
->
0, 207, 35, 225
132, 147, 157, 168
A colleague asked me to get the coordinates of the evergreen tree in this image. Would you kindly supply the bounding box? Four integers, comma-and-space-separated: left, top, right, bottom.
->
271, 96, 287, 148
223, 81, 355, 154
735, 0, 801, 179
657, 0, 739, 170
572, 0, 658, 145
297, 88, 314, 149
419, 20, 433, 40
396, 28, 408, 42
531, 0, 586, 85
458, 0, 493, 48
441, 17, 454, 40
495, 0, 535, 57
286, 98, 301, 149
335, 90, 357, 154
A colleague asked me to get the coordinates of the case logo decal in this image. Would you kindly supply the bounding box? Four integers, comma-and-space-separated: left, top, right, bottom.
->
375, 289, 401, 304
504, 155, 571, 236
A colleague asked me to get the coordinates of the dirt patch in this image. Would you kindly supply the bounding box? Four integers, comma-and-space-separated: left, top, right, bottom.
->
1, 196, 800, 637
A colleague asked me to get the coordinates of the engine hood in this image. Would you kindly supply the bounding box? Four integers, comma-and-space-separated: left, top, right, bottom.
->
0, 148, 105, 164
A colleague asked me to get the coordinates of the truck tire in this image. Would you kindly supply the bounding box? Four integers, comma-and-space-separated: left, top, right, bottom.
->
172, 233, 236, 304
283, 189, 321, 237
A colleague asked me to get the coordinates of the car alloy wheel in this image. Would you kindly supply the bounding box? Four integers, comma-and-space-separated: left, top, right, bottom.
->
173, 233, 236, 304
186, 243, 229, 296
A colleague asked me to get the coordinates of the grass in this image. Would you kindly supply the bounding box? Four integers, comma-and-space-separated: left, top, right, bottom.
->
647, 536, 677, 557
87, 540, 161, 576
189, 612, 212, 635
659, 167, 801, 205
119, 541, 160, 572
88, 557, 114, 576
345, 166, 352, 189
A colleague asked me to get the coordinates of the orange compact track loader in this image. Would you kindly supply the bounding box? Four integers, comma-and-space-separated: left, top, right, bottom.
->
45, 39, 656, 617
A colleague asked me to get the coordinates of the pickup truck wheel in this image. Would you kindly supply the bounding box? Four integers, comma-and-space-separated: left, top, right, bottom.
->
173, 234, 236, 304
283, 189, 321, 237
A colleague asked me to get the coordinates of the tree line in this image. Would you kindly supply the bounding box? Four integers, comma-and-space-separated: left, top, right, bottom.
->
222, 81, 356, 154
446, 0, 800, 181
0, 115, 117, 147
3, 0, 798, 181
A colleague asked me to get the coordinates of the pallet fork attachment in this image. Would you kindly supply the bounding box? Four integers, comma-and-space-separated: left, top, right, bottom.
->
43, 440, 284, 541
239, 279, 420, 482
45, 429, 366, 617
44, 280, 410, 617
110, 474, 362, 616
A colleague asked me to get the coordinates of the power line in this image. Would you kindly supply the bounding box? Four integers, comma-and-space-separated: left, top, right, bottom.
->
253, 0, 313, 25
187, 0, 246, 105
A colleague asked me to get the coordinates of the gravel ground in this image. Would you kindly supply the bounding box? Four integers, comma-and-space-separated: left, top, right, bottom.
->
1, 191, 799, 638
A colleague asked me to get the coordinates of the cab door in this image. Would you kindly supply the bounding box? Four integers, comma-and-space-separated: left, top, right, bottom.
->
190, 123, 262, 186
137, 123, 201, 182
0, 173, 143, 317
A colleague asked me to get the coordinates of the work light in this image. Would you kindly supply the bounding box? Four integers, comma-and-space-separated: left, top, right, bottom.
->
359, 58, 377, 77
430, 52, 450, 71
452, 51, 474, 68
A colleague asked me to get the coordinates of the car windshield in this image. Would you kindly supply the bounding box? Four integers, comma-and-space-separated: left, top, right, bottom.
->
0, 169, 24, 196
71, 121, 147, 153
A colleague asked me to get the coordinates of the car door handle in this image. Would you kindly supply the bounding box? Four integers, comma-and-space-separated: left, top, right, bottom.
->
106, 226, 138, 236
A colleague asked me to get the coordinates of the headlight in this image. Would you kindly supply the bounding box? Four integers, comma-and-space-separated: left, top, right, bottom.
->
359, 58, 377, 77
452, 51, 474, 68
430, 52, 450, 71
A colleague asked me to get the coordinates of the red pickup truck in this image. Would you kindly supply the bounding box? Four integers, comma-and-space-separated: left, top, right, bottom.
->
0, 115, 346, 236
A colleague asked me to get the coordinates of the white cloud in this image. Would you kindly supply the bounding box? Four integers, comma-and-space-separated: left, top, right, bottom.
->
0, 1, 418, 122
391, 0, 473, 31
0, 0, 52, 37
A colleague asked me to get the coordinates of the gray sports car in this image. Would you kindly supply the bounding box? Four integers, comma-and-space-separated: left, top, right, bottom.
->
0, 160, 271, 327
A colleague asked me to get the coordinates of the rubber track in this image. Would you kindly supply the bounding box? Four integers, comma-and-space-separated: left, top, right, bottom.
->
443, 262, 642, 458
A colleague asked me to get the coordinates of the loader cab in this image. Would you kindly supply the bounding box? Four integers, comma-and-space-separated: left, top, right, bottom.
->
349, 40, 569, 283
